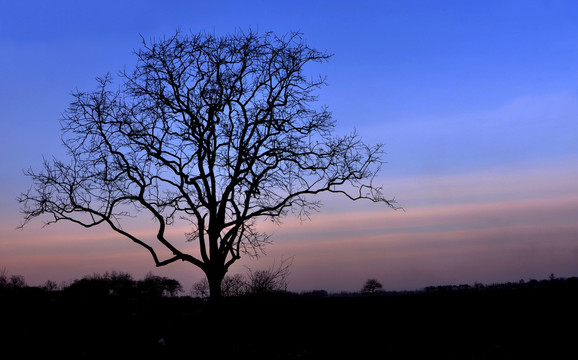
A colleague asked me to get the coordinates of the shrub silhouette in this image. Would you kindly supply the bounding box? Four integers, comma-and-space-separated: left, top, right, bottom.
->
64, 271, 181, 298
361, 278, 383, 294
138, 272, 183, 297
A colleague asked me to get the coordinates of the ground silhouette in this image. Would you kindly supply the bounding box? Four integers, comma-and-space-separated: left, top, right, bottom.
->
1, 275, 577, 358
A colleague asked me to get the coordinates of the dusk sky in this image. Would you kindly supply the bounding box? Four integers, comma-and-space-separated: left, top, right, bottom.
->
1, 1, 578, 293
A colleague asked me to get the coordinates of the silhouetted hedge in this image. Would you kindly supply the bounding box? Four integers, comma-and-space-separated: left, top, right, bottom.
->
62, 271, 183, 298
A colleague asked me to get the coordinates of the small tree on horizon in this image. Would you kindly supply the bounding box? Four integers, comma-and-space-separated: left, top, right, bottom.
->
361, 278, 383, 294
19, 29, 397, 300
192, 277, 210, 298
0, 270, 27, 290
221, 273, 246, 297
42, 280, 59, 291
245, 257, 293, 295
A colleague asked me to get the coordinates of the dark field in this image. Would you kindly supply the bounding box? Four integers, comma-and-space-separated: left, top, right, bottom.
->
2, 279, 577, 359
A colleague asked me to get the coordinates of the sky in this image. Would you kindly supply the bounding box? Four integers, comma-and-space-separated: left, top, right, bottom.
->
1, 0, 578, 293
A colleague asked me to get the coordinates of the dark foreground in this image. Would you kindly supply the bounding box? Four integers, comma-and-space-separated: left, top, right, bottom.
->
2, 279, 577, 359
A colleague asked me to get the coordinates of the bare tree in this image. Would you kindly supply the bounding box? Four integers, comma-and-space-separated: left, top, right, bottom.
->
221, 273, 247, 297
0, 268, 7, 288
42, 280, 59, 291
9, 275, 26, 289
245, 257, 293, 295
0, 270, 26, 290
19, 29, 397, 300
192, 277, 210, 298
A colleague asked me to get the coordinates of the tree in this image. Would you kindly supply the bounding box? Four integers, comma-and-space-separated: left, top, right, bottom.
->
221, 273, 246, 297
0, 268, 7, 289
65, 271, 135, 297
192, 277, 210, 298
0, 270, 26, 290
361, 278, 383, 294
19, 29, 397, 300
42, 279, 59, 291
193, 273, 247, 298
245, 257, 293, 295
139, 272, 183, 297
9, 275, 26, 289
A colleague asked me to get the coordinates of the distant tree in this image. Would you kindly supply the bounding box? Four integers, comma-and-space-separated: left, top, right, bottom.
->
221, 273, 247, 297
245, 257, 292, 295
9, 275, 26, 289
65, 271, 181, 298
106, 271, 136, 296
193, 273, 245, 298
361, 279, 383, 294
474, 281, 485, 290
162, 278, 183, 297
139, 272, 182, 297
138, 273, 163, 297
0, 270, 26, 289
42, 280, 59, 291
18, 29, 398, 300
0, 268, 7, 288
66, 275, 109, 297
192, 278, 210, 298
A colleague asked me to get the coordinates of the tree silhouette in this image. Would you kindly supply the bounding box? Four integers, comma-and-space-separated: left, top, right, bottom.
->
63, 271, 182, 298
221, 273, 246, 297
19, 29, 397, 299
139, 272, 183, 297
245, 257, 292, 295
361, 278, 383, 294
192, 277, 210, 298
42, 280, 59, 291
0, 269, 26, 290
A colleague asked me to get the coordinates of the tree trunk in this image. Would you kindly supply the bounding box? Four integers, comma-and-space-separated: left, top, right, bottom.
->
206, 268, 224, 300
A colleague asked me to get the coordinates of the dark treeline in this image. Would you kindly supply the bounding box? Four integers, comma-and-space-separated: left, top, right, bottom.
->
422, 274, 578, 295
1, 270, 578, 358
0, 270, 183, 298
65, 271, 183, 298
2, 267, 578, 299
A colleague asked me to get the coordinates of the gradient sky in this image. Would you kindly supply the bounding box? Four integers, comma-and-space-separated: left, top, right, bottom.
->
1, 0, 578, 293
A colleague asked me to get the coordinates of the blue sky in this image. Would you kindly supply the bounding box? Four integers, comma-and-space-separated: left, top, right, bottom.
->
1, 1, 578, 292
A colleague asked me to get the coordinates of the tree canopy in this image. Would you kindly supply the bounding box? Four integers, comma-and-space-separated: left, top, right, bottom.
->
19, 29, 397, 299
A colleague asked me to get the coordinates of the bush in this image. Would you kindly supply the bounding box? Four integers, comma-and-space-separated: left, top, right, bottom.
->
64, 271, 182, 298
